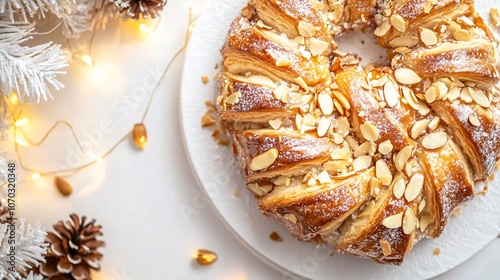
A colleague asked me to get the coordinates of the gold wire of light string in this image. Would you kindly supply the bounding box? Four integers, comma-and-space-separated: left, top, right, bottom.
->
12, 9, 197, 179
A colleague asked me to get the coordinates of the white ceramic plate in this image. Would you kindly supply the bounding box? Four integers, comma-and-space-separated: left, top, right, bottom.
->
180, 1, 500, 279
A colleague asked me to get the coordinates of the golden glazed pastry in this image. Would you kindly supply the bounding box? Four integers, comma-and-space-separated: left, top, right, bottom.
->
216, 0, 500, 265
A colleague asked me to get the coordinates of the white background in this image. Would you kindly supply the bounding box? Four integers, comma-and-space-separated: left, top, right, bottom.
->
5, 0, 500, 279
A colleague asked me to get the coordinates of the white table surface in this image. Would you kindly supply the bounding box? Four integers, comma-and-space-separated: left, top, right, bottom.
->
8, 0, 500, 279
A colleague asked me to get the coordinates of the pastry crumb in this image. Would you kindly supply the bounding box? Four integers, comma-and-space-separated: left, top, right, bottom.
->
212, 130, 230, 146
491, 8, 500, 27
452, 207, 462, 217
476, 185, 488, 196
269, 231, 283, 242
433, 247, 441, 255
201, 75, 210, 84
379, 239, 392, 256
214, 63, 219, 69
201, 113, 216, 127
234, 188, 240, 198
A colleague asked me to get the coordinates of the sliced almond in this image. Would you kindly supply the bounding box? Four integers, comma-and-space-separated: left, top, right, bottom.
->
345, 136, 360, 151
354, 141, 376, 158
307, 177, 317, 186
331, 144, 352, 161
250, 148, 279, 171
317, 170, 331, 184
360, 122, 380, 142
422, 132, 447, 150
274, 175, 291, 186
419, 27, 438, 46
298, 21, 316, 37
309, 38, 329, 56
332, 133, 344, 144
468, 114, 480, 127
379, 239, 392, 256
318, 93, 334, 116
402, 87, 419, 110
390, 14, 407, 33
411, 119, 431, 139
419, 215, 430, 231
336, 117, 350, 137
317, 117, 331, 137
382, 213, 403, 228
370, 177, 382, 196
246, 183, 266, 196
331, 57, 341, 71
389, 36, 419, 48
470, 88, 491, 108
273, 85, 288, 100
393, 178, 406, 199
248, 75, 277, 89
323, 160, 350, 173
395, 46, 411, 54
453, 28, 472, 41
268, 118, 282, 130
353, 155, 372, 171
428, 117, 440, 130
256, 20, 272, 29
284, 213, 297, 224
378, 140, 394, 155
492, 8, 500, 27
259, 184, 273, 194
405, 173, 424, 202
418, 199, 426, 213
403, 208, 416, 235
376, 160, 393, 186
294, 77, 309, 92
433, 81, 449, 99
295, 113, 303, 130
395, 146, 413, 171
395, 68, 421, 85
418, 101, 431, 116
447, 86, 460, 101
276, 59, 292, 67
226, 91, 241, 104
424, 86, 437, 103
405, 158, 415, 177
374, 20, 391, 37
460, 87, 473, 103
384, 81, 399, 108
457, 16, 474, 26
331, 90, 351, 110
370, 76, 389, 88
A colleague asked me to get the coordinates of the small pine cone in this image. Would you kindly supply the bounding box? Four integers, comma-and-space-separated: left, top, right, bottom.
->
39, 214, 105, 280
114, 0, 168, 20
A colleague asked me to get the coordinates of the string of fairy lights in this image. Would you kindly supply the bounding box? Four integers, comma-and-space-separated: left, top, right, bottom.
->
7, 8, 197, 183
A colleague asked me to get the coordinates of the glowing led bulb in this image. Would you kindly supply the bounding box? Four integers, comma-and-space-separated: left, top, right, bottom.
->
81, 55, 94, 67
139, 24, 151, 33
16, 138, 28, 146
195, 249, 218, 265
15, 118, 28, 127
10, 94, 18, 104
31, 173, 41, 180
132, 123, 148, 149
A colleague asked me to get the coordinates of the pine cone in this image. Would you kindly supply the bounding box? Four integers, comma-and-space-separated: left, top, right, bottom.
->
39, 214, 105, 280
114, 0, 168, 20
